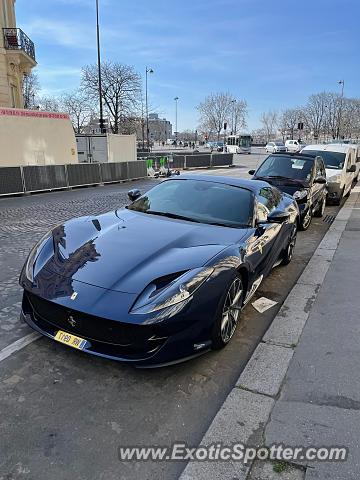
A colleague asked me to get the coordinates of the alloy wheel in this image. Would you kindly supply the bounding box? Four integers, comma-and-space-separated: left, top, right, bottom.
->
220, 278, 243, 343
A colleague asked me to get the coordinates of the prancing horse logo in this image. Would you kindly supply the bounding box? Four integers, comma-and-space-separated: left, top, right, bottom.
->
67, 315, 76, 328
71, 292, 78, 301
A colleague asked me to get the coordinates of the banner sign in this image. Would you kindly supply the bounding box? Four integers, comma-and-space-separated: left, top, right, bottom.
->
0, 108, 70, 120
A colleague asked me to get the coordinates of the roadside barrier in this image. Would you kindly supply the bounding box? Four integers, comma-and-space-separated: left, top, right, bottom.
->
0, 160, 147, 196
142, 153, 234, 172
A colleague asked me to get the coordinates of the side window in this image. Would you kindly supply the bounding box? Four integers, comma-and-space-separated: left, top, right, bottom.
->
258, 187, 282, 212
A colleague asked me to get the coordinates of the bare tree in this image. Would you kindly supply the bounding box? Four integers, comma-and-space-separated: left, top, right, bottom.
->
232, 100, 248, 134
60, 90, 95, 134
37, 96, 61, 112
279, 108, 301, 140
341, 98, 360, 140
23, 72, 40, 109
81, 62, 141, 134
197, 92, 235, 141
303, 93, 328, 139
260, 111, 278, 142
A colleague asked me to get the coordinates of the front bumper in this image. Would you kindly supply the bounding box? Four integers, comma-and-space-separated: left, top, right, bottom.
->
326, 181, 343, 203
20, 289, 214, 367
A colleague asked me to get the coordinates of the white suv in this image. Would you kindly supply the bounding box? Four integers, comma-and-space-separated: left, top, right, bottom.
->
285, 140, 306, 152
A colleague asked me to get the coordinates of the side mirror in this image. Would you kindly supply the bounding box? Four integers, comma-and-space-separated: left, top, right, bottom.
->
347, 165, 356, 173
128, 189, 141, 201
267, 210, 290, 223
314, 176, 327, 184
248, 169, 256, 175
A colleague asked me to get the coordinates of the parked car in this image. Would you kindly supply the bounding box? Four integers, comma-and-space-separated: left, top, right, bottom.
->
285, 139, 306, 153
249, 152, 327, 230
265, 142, 286, 153
216, 142, 225, 152
301, 144, 357, 205
20, 175, 298, 367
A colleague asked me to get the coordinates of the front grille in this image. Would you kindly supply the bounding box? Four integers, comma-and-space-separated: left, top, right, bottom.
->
26, 292, 161, 347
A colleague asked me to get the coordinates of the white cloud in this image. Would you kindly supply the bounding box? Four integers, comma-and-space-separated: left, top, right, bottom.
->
23, 18, 96, 49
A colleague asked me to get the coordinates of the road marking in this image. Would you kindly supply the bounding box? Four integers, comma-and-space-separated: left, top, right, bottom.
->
0, 332, 41, 363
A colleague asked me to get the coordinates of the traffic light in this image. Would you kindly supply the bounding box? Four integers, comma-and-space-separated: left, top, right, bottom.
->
224, 122, 227, 131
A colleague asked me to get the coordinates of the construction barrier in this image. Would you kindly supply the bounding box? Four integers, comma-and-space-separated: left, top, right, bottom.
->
0, 160, 147, 196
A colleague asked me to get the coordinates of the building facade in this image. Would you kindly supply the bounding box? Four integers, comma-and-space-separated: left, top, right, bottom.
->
148, 113, 172, 143
0, 0, 36, 108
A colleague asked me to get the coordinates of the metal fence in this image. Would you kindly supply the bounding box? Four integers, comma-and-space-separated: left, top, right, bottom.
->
0, 161, 147, 196
145, 153, 234, 171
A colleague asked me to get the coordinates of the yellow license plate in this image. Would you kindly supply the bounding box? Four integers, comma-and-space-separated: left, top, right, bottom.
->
55, 330, 87, 350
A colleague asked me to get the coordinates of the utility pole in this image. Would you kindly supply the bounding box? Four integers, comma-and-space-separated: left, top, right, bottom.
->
174, 97, 179, 143
231, 99, 236, 134
145, 67, 154, 149
337, 80, 345, 140
96, 0, 105, 133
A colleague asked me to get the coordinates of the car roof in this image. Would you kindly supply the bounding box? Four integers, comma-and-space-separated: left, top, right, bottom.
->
168, 174, 271, 192
266, 152, 318, 162
303, 144, 354, 153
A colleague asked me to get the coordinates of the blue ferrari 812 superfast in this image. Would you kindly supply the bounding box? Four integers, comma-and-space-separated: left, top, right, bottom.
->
20, 175, 299, 367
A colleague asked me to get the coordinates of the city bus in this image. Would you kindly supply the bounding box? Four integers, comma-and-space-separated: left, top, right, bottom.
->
226, 134, 252, 154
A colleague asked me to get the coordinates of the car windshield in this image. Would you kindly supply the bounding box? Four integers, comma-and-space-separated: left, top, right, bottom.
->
127, 179, 254, 228
304, 150, 346, 170
275, 142, 284, 146
256, 155, 313, 182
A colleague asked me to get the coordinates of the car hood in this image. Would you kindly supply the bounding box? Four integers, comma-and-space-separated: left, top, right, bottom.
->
37, 209, 249, 294
255, 178, 306, 196
326, 167, 343, 181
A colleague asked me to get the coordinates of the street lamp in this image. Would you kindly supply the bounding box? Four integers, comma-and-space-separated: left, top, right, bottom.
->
96, 0, 105, 133
231, 99, 236, 134
337, 80, 345, 140
174, 97, 179, 143
145, 67, 154, 149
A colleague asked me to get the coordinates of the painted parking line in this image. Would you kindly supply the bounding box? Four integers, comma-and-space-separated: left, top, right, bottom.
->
0, 332, 40, 363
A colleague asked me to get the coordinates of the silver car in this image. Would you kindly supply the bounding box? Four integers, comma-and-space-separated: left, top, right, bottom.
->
265, 142, 287, 153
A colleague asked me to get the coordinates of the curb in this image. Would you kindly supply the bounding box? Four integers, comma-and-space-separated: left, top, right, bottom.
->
179, 188, 360, 480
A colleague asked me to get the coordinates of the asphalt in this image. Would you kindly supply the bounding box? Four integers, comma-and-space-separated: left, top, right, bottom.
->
0, 154, 342, 480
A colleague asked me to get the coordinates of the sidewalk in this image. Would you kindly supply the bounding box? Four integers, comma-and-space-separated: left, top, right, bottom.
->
180, 187, 360, 480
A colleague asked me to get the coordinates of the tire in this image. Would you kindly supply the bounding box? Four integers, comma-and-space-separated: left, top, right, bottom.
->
299, 208, 312, 231
282, 225, 297, 265
314, 196, 326, 217
211, 274, 245, 350
334, 188, 344, 206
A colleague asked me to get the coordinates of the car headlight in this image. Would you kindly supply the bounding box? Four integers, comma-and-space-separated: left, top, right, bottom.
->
130, 267, 214, 315
24, 230, 54, 283
293, 190, 308, 201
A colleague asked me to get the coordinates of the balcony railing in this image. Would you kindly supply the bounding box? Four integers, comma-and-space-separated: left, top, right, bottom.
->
3, 28, 36, 62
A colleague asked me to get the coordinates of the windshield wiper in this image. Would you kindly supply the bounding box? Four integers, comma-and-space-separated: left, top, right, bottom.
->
144, 211, 202, 223
257, 175, 306, 185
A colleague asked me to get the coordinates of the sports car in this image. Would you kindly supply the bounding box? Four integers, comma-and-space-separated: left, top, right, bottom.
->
20, 175, 299, 367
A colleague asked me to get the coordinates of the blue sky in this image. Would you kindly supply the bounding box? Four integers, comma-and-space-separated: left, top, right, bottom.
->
18, 0, 360, 131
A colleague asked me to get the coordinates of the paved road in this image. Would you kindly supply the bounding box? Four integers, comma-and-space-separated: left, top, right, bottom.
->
0, 166, 339, 480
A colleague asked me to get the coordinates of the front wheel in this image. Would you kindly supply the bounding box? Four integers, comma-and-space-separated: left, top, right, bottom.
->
282, 226, 297, 265
299, 208, 312, 231
314, 196, 326, 217
211, 275, 245, 350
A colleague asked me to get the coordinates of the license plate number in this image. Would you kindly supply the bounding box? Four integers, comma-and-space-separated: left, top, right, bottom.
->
55, 330, 87, 350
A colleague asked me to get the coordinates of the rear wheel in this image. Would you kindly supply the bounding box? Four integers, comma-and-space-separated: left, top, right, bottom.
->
211, 275, 244, 350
